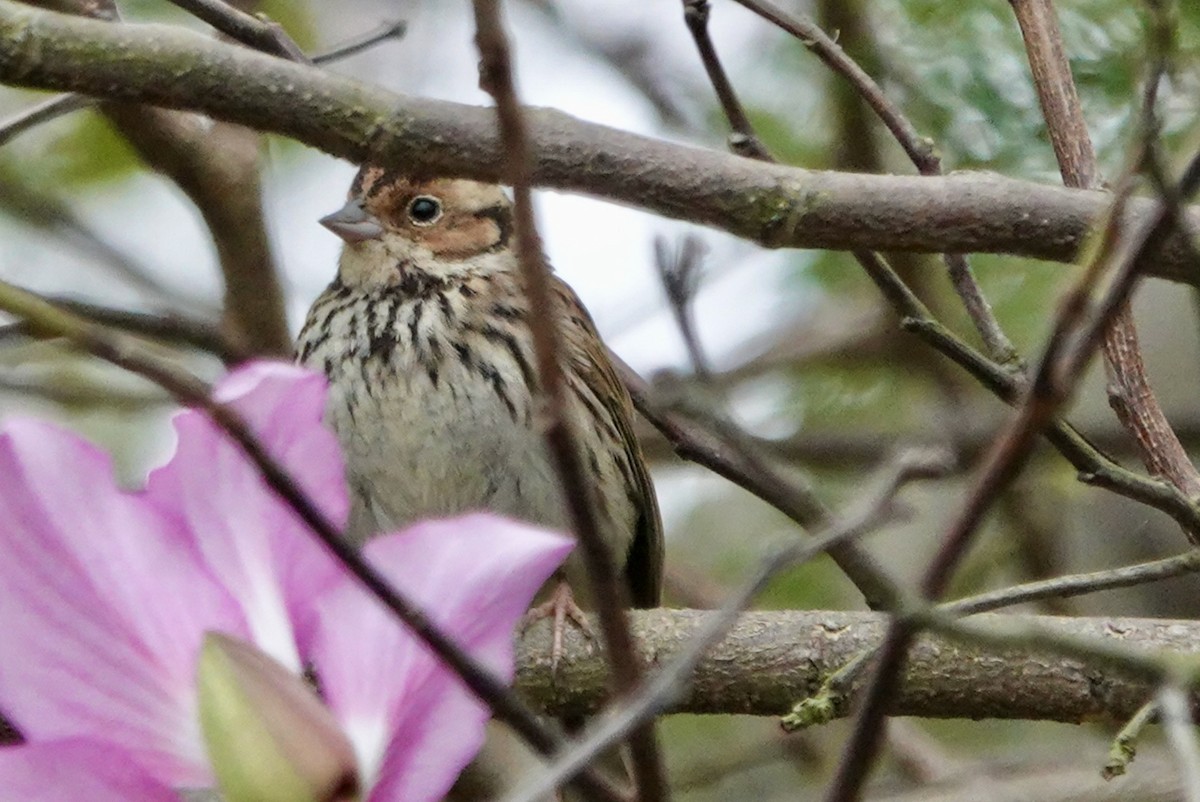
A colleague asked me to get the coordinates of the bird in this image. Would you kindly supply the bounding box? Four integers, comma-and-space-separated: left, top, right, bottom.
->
297, 165, 663, 632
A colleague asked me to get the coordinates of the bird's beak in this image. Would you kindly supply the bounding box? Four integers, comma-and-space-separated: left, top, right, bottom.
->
319, 197, 385, 243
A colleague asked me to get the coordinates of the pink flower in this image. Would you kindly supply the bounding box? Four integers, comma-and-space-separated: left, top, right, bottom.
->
0, 362, 571, 801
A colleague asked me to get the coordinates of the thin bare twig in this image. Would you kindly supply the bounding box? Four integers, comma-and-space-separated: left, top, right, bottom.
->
885, 719, 965, 786
310, 19, 407, 65
671, 4, 955, 613
1011, 0, 1200, 503
164, 0, 309, 62
0, 92, 93, 145
0, 296, 246, 364
526, 1, 690, 128
728, 0, 933, 170
680, 0, 772, 160
855, 249, 1200, 537
670, 734, 819, 792
0, 372, 168, 410
653, 234, 712, 380
708, 415, 1200, 473
22, 0, 291, 356
685, 0, 992, 399
169, 2, 408, 67
0, 175, 214, 314
470, 2, 666, 800
0, 278, 627, 802
947, 549, 1200, 615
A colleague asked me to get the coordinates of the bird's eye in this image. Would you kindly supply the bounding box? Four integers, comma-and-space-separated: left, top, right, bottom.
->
407, 196, 443, 226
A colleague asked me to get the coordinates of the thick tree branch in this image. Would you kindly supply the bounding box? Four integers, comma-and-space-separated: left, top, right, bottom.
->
3, 3, 1200, 283
516, 609, 1200, 722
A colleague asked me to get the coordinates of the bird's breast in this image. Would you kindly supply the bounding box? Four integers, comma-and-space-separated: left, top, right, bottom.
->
298, 288, 565, 542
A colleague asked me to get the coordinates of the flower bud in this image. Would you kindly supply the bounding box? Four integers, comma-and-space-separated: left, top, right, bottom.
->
197, 632, 358, 802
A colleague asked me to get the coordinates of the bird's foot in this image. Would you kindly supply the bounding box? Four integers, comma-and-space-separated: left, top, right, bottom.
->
522, 581, 594, 672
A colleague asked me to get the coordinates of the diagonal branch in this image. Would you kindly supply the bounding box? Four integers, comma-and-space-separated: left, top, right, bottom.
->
1011, 0, 1200, 504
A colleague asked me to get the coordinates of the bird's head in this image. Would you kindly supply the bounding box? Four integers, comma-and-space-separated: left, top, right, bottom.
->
321, 166, 514, 289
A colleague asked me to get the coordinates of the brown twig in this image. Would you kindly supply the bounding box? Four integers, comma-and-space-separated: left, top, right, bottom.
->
781, 546, 1200, 733
0, 92, 93, 145
854, 249, 1200, 540
680, 0, 772, 160
163, 0, 309, 63
310, 19, 407, 65
0, 295, 247, 364
665, 415, 1200, 474
670, 733, 820, 792
528, 2, 690, 128
102, 103, 291, 355
469, 2, 666, 800
1011, 0, 1200, 505
0, 372, 168, 410
0, 278, 627, 802
885, 719, 964, 786
0, 17, 403, 148
946, 549, 1200, 615
30, 0, 290, 356
653, 234, 712, 380
727, 0, 933, 171
998, 479, 1072, 614
515, 607, 1200, 722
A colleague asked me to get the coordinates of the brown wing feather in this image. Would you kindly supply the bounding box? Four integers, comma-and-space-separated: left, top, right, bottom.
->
552, 278, 664, 608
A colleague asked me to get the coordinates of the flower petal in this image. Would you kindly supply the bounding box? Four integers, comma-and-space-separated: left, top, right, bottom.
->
304, 514, 572, 801
0, 421, 245, 786
145, 362, 348, 673
0, 739, 180, 802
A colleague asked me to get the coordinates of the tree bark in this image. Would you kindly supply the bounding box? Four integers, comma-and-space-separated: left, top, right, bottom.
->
2, 3, 1199, 285
517, 609, 1200, 722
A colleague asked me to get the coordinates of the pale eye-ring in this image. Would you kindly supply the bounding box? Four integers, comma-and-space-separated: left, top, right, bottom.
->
407, 195, 443, 226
